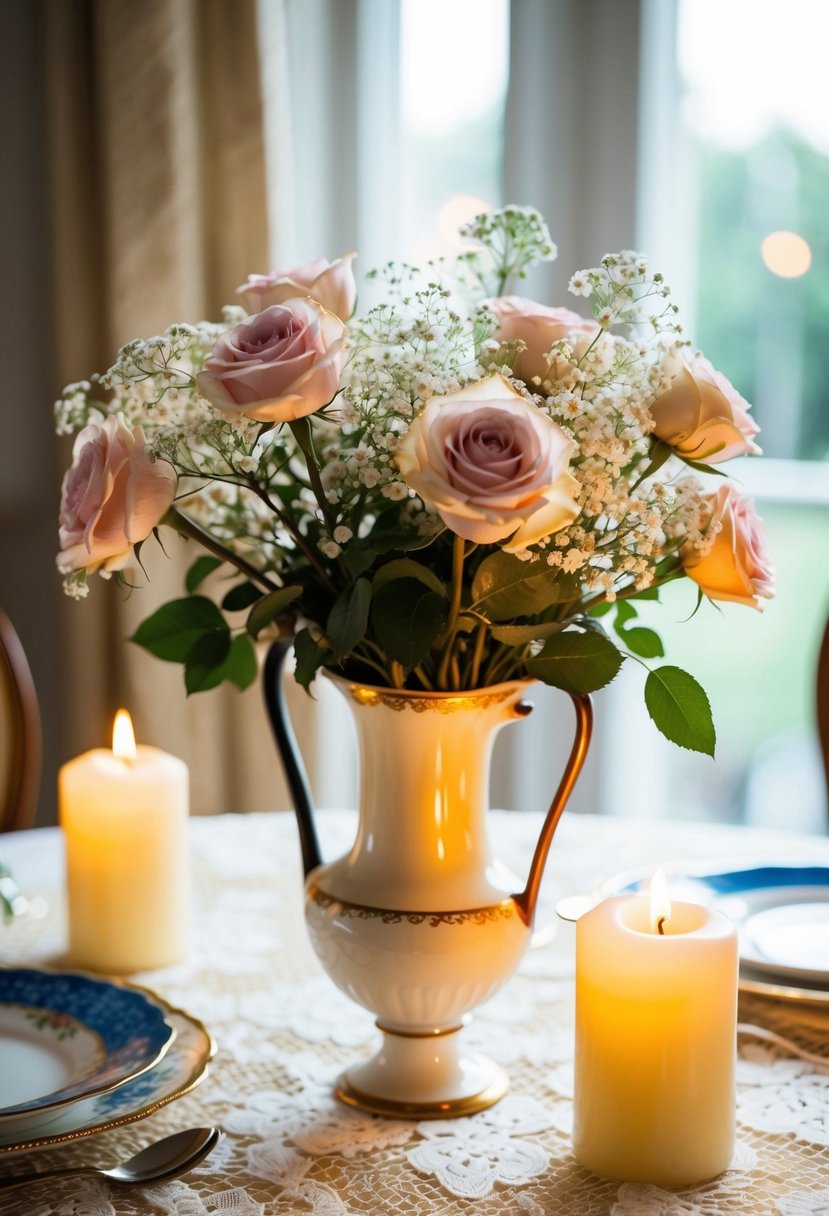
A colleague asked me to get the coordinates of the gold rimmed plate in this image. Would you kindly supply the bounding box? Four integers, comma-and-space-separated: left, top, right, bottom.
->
0, 990, 214, 1156
0, 969, 175, 1133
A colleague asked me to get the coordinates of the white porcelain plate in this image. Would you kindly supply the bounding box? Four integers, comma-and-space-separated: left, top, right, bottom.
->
0, 969, 175, 1130
0, 994, 214, 1155
605, 863, 829, 1002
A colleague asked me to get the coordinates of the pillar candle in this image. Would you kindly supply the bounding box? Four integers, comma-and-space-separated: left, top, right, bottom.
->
59, 710, 189, 974
573, 875, 738, 1186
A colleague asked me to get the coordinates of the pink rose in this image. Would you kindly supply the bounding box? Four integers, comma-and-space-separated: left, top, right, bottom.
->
196, 299, 348, 423
683, 486, 774, 608
237, 253, 357, 320
396, 375, 580, 551
57, 414, 176, 574
650, 353, 761, 464
484, 296, 599, 384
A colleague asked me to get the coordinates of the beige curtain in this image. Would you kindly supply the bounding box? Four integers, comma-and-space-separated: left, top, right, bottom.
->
46, 0, 315, 814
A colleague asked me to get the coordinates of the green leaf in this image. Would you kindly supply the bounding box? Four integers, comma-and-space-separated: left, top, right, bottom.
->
371, 579, 449, 668
645, 666, 716, 756
293, 628, 330, 692
246, 586, 302, 638
679, 455, 728, 477
342, 545, 377, 578
326, 578, 372, 662
633, 439, 673, 486
186, 556, 223, 593
222, 634, 258, 690
471, 554, 576, 621
621, 627, 665, 659
221, 582, 263, 612
185, 632, 258, 695
372, 559, 446, 597
184, 629, 232, 694
589, 601, 613, 618
131, 597, 227, 663
490, 621, 562, 645
526, 630, 624, 694
611, 600, 664, 658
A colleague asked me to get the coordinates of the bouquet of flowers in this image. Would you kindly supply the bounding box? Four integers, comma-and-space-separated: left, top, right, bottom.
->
56, 207, 773, 755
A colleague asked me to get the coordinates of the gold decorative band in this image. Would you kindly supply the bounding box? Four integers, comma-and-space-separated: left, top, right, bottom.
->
307, 881, 518, 927
334, 1069, 509, 1119
375, 1021, 463, 1039
339, 683, 523, 714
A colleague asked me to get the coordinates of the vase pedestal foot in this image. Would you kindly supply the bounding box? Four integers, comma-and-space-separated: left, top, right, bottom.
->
334, 1023, 509, 1119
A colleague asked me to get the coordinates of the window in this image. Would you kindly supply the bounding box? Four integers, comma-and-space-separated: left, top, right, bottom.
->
617, 0, 829, 829
273, 0, 827, 827
400, 0, 508, 262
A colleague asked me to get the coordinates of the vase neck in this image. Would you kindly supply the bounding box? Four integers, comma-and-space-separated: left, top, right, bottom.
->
330, 681, 532, 908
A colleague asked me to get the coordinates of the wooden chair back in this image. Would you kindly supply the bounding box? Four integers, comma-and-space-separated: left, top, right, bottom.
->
0, 609, 41, 832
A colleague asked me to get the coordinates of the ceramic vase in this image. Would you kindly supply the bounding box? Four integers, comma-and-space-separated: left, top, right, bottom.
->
264, 640, 591, 1118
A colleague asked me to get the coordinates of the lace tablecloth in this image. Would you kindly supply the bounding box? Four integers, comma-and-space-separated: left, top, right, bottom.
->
2, 810, 829, 1216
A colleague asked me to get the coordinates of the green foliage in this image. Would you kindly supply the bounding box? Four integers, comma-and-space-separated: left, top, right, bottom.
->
132, 595, 257, 695
371, 579, 449, 668
185, 634, 258, 695
612, 602, 665, 659
185, 555, 223, 593
645, 666, 716, 757
246, 586, 302, 639
526, 630, 624, 694
471, 553, 576, 621
222, 582, 263, 612
293, 628, 330, 692
372, 559, 446, 597
326, 579, 372, 662
132, 597, 227, 663
490, 621, 562, 645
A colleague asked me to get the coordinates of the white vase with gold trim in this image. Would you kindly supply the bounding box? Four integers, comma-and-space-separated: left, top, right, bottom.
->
264, 640, 591, 1119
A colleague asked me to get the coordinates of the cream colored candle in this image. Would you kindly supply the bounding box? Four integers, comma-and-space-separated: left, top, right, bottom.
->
573, 875, 738, 1186
59, 710, 189, 974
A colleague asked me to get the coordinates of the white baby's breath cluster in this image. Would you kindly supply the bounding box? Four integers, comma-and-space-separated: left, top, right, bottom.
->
54, 205, 771, 749
54, 214, 702, 605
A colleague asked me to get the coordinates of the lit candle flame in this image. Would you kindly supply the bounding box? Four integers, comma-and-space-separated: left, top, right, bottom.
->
649, 868, 671, 935
112, 709, 137, 763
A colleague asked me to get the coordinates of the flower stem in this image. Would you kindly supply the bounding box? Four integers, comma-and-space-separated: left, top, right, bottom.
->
289, 417, 337, 534
437, 534, 466, 689
163, 506, 278, 593
469, 620, 488, 689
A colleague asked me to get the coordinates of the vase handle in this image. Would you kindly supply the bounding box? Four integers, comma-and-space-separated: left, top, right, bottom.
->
513, 693, 593, 927
263, 639, 323, 878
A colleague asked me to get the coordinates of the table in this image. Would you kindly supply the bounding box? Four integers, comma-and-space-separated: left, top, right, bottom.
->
1, 810, 829, 1215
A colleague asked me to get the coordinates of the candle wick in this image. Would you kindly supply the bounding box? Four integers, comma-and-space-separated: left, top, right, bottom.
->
657, 916, 666, 936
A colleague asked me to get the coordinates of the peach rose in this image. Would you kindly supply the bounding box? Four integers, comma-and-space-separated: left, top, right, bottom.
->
57, 414, 176, 574
237, 254, 357, 320
397, 375, 580, 551
483, 295, 599, 384
683, 486, 774, 608
650, 352, 761, 464
196, 299, 348, 423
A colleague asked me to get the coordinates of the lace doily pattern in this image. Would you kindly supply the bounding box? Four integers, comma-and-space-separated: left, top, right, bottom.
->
1, 811, 828, 1215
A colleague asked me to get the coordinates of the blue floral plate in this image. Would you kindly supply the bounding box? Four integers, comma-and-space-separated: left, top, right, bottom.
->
0, 995, 213, 1155
0, 968, 175, 1130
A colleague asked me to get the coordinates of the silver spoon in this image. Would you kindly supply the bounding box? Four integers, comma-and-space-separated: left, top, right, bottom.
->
0, 1126, 222, 1192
